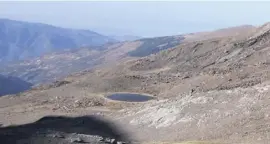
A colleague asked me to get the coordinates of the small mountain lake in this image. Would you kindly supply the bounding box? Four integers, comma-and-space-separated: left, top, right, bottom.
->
107, 93, 154, 102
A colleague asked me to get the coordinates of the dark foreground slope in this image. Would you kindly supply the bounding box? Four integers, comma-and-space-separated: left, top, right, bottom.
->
0, 115, 131, 144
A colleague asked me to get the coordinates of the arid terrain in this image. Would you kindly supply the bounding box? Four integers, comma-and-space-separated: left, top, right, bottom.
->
2, 22, 270, 144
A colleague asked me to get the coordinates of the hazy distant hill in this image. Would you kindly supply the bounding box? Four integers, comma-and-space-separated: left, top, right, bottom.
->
0, 74, 32, 96
0, 19, 115, 62
109, 35, 141, 41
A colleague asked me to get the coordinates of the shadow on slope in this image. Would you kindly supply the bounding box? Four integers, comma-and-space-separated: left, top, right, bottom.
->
0, 74, 32, 96
0, 115, 131, 144
128, 36, 184, 57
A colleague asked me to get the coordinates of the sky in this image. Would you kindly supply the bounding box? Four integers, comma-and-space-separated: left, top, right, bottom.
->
0, 1, 270, 37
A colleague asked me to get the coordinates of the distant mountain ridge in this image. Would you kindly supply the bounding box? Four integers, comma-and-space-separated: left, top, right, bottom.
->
109, 35, 141, 42
0, 19, 116, 62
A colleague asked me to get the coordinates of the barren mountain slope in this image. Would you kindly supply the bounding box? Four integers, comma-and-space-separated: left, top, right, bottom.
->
184, 25, 256, 41
76, 23, 270, 96
1, 23, 270, 144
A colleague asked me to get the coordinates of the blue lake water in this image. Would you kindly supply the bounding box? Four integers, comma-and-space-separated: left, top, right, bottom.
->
107, 93, 154, 102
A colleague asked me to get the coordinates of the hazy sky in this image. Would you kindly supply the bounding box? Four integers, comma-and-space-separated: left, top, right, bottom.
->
1, 1, 270, 37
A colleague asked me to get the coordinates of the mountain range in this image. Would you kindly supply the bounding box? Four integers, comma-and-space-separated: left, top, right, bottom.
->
0, 19, 115, 62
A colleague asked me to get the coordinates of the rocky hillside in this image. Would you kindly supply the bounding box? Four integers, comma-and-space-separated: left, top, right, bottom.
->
0, 19, 115, 62
63, 24, 260, 96
106, 25, 270, 95
0, 74, 32, 96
